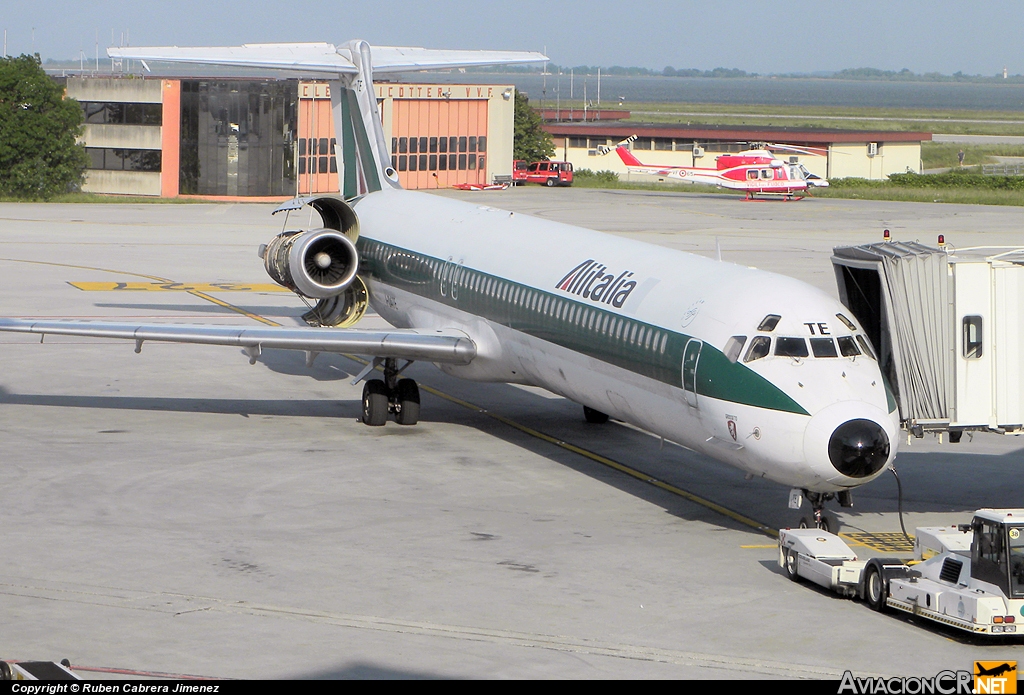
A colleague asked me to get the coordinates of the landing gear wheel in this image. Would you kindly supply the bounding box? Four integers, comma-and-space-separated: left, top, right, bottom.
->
784, 548, 800, 582
361, 379, 389, 426
583, 406, 609, 424
815, 515, 833, 533
545, 177, 557, 187
798, 517, 810, 529
865, 563, 889, 612
394, 378, 420, 426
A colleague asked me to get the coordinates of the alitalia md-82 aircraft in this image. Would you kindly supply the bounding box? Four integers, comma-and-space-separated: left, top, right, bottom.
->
0, 41, 898, 529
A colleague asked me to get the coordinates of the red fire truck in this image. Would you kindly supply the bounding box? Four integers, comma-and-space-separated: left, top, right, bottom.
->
512, 160, 574, 186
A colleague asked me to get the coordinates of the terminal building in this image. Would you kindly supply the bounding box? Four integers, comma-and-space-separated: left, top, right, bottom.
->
543, 121, 931, 182
66, 76, 516, 198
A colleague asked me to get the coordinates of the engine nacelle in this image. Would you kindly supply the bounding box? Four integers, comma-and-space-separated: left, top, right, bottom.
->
261, 228, 359, 299
260, 196, 361, 299
301, 276, 369, 328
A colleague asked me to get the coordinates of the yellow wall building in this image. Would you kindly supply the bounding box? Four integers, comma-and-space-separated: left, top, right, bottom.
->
543, 122, 931, 182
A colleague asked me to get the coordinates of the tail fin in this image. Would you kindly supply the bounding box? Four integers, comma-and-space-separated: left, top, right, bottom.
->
331, 41, 393, 199
597, 135, 642, 167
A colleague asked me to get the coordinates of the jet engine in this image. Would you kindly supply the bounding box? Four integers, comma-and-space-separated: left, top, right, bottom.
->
262, 228, 359, 298
259, 196, 369, 327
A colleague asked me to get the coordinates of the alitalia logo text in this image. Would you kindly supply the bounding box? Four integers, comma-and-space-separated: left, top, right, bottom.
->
556, 260, 638, 308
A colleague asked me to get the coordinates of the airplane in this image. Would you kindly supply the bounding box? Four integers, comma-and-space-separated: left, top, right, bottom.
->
601, 136, 829, 200
975, 663, 1017, 678
0, 41, 898, 530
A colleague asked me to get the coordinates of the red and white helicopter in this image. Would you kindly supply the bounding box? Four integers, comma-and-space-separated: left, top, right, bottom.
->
601, 135, 829, 200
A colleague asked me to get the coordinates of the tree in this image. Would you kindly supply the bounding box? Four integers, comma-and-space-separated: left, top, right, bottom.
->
512, 90, 554, 162
0, 54, 87, 199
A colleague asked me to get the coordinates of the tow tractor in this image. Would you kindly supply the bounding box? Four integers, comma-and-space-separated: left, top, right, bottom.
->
779, 509, 1024, 635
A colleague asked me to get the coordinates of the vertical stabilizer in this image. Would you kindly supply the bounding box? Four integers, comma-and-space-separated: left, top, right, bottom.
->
331, 41, 399, 199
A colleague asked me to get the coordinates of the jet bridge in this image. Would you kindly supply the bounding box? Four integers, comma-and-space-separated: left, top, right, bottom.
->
831, 241, 1024, 439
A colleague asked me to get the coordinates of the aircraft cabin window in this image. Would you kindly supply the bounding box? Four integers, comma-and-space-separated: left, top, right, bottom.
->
744, 336, 771, 362
856, 335, 877, 360
775, 337, 809, 358
724, 336, 747, 363
836, 313, 857, 331
810, 338, 838, 358
757, 314, 781, 332
837, 336, 860, 357
963, 316, 983, 359
747, 170, 758, 181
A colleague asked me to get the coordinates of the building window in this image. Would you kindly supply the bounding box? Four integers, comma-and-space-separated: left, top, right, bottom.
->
85, 148, 162, 172
963, 316, 983, 359
81, 102, 162, 126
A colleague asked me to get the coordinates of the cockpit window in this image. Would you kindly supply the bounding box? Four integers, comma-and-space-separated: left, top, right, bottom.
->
810, 338, 838, 358
724, 335, 747, 364
856, 335, 877, 360
744, 336, 771, 362
837, 336, 861, 357
775, 337, 809, 358
757, 314, 781, 332
836, 313, 857, 331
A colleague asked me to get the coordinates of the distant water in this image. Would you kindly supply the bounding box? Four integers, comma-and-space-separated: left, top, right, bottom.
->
439, 74, 1024, 112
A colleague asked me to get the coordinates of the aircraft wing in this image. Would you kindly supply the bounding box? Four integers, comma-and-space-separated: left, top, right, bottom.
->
0, 319, 476, 365
107, 43, 547, 74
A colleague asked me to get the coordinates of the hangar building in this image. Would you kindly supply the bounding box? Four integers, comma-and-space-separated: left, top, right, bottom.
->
543, 121, 931, 182
66, 76, 516, 198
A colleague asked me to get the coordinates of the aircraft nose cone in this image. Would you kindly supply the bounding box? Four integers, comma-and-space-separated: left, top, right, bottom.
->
828, 419, 890, 478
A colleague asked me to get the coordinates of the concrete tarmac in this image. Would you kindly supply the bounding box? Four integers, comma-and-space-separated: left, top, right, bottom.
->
0, 190, 1021, 679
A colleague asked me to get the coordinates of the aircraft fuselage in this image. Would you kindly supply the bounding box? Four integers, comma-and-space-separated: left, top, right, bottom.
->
352, 190, 899, 493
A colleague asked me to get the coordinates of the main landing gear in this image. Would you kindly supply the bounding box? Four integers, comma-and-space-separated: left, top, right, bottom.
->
796, 490, 853, 534
360, 357, 420, 426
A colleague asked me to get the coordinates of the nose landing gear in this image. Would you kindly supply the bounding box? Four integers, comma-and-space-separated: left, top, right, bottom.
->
796, 490, 853, 533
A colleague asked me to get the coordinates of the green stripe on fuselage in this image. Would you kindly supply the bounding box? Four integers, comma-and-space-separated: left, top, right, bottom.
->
357, 237, 809, 416
338, 87, 359, 200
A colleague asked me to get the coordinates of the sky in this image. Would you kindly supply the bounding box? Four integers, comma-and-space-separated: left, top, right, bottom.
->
3, 0, 1021, 76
